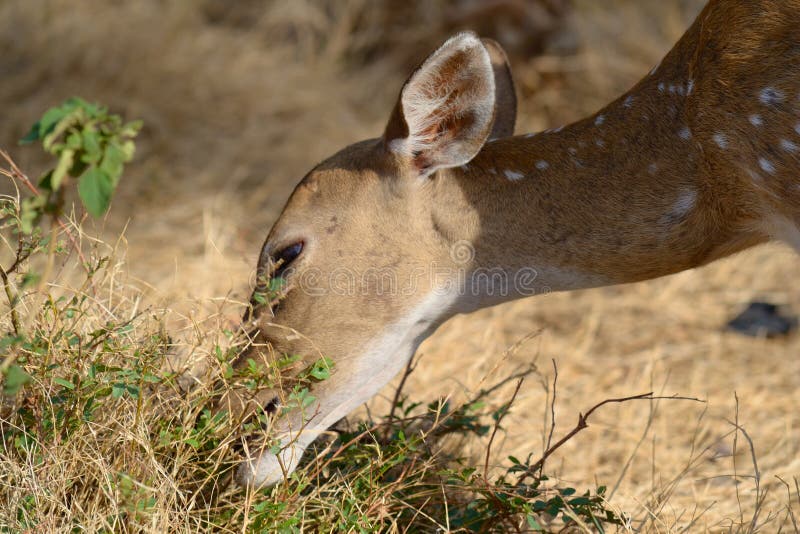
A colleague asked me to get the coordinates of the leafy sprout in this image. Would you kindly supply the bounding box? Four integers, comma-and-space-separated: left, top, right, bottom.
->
20, 97, 141, 221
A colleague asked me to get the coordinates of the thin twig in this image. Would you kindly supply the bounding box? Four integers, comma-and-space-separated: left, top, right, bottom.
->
610, 369, 671, 500
733, 391, 744, 528
386, 352, 421, 431
542, 359, 558, 476
1, 149, 89, 269
0, 150, 37, 195
727, 394, 764, 532
774, 476, 799, 532
428, 365, 538, 441
483, 377, 524, 481
0, 264, 21, 337
523, 392, 705, 479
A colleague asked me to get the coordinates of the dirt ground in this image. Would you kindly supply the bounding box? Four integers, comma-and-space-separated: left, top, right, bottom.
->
2, 0, 798, 530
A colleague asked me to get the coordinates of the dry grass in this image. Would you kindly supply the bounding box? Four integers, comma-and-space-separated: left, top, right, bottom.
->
1, 0, 799, 531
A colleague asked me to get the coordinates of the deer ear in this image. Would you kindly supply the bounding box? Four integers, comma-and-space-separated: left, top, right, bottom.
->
482, 38, 516, 140
383, 32, 497, 177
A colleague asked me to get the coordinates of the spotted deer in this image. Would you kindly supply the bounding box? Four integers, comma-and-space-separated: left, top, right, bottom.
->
224, 0, 800, 487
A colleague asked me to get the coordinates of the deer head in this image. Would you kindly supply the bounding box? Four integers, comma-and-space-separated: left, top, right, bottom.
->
224, 33, 520, 487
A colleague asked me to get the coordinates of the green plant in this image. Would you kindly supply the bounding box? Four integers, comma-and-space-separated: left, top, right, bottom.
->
20, 96, 141, 220
0, 98, 140, 394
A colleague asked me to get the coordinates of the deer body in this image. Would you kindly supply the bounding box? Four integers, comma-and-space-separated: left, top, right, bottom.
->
228, 0, 800, 487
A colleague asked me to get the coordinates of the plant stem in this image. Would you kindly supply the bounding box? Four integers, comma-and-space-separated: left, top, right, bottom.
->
0, 264, 21, 337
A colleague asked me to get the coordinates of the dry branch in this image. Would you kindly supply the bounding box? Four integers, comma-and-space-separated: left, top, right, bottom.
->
523, 392, 705, 480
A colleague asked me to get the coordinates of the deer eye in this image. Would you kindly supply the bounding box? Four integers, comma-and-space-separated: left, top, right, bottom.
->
271, 242, 304, 278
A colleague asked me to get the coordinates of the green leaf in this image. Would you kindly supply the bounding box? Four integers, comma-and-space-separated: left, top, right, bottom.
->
66, 131, 82, 149
61, 97, 86, 111
120, 120, 143, 138
20, 121, 41, 144
526, 514, 543, 531
3, 365, 31, 396
268, 277, 286, 293
53, 377, 75, 390
81, 128, 102, 164
78, 167, 114, 217
0, 335, 22, 351
120, 140, 136, 160
38, 106, 70, 138
42, 108, 83, 152
309, 357, 332, 381
37, 169, 55, 191
100, 142, 126, 184
19, 195, 45, 234
52, 148, 75, 190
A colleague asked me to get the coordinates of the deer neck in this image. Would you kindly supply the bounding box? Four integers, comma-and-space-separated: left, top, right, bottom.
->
433, 89, 766, 307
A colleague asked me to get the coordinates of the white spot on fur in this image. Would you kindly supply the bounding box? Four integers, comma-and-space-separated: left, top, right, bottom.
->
759, 87, 784, 105
595, 115, 605, 126
679, 126, 691, 140
489, 167, 497, 175
759, 158, 776, 174
687, 79, 695, 95
535, 160, 549, 171
780, 139, 798, 152
554, 125, 565, 133
623, 95, 635, 108
795, 122, 800, 136
663, 189, 697, 223
749, 114, 763, 126
504, 169, 525, 181
595, 139, 605, 148
648, 163, 658, 175
525, 132, 536, 138
658, 82, 665, 92
713, 133, 728, 149
675, 189, 697, 213
568, 147, 577, 155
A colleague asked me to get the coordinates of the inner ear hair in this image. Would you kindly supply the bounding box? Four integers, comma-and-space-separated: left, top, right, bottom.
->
383, 32, 497, 176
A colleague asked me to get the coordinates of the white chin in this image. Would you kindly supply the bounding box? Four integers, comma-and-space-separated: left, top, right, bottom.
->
236, 443, 306, 488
